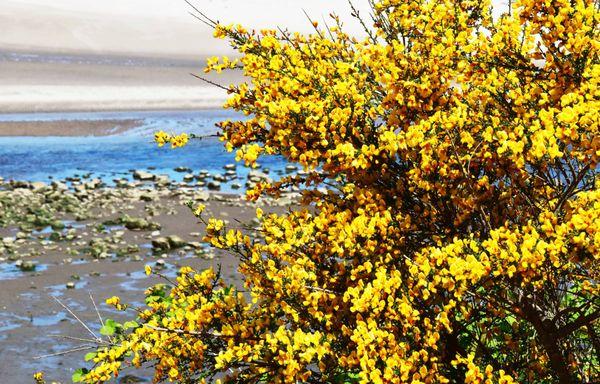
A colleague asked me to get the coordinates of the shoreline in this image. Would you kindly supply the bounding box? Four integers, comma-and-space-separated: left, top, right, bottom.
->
0, 108, 235, 137
0, 119, 143, 137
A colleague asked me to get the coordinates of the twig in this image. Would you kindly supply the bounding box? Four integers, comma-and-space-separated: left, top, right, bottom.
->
47, 334, 113, 345
190, 73, 232, 92
33, 345, 96, 360
50, 295, 100, 341
89, 292, 104, 328
184, 0, 218, 27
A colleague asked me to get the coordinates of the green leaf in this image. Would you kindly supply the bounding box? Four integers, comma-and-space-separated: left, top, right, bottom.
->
123, 321, 139, 330
72, 368, 89, 382
84, 352, 97, 362
100, 324, 115, 336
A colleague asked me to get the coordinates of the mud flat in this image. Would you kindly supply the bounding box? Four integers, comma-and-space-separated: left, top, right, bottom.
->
0, 169, 299, 383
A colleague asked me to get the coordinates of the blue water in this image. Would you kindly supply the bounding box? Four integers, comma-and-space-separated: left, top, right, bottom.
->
0, 110, 288, 191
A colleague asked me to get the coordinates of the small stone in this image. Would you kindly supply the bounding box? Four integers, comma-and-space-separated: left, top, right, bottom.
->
155, 259, 166, 268
66, 282, 76, 289
152, 237, 170, 251
174, 166, 191, 173
133, 170, 155, 181
194, 191, 210, 202
187, 241, 204, 249
31, 181, 47, 190
207, 181, 221, 190
212, 174, 226, 182
16, 260, 36, 272
167, 235, 186, 249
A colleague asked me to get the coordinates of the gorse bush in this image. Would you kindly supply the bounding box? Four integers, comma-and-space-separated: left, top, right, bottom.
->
78, 0, 599, 383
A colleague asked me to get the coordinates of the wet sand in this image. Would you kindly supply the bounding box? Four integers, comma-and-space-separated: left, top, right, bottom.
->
0, 173, 297, 383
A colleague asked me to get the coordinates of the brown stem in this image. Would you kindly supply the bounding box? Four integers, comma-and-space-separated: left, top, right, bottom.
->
521, 301, 575, 383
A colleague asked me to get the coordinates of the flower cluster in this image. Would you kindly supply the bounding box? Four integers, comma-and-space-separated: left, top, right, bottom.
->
154, 131, 189, 148
80, 1, 599, 383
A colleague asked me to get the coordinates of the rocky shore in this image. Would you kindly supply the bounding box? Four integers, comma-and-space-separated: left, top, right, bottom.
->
0, 165, 299, 383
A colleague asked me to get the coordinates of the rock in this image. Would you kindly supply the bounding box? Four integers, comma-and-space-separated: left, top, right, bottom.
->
118, 374, 147, 383
225, 170, 237, 177
155, 259, 166, 268
51, 181, 68, 190
30, 181, 47, 190
66, 282, 76, 289
285, 165, 298, 173
150, 230, 161, 237
115, 179, 130, 188
231, 183, 241, 190
183, 174, 194, 182
86, 179, 103, 189
248, 170, 270, 180
207, 181, 221, 190
154, 175, 170, 185
133, 170, 155, 181
16, 260, 36, 272
139, 194, 155, 202
187, 241, 204, 249
212, 173, 226, 182
152, 237, 170, 251
194, 191, 210, 202
50, 220, 65, 230
167, 235, 186, 249
174, 166, 191, 173
121, 216, 161, 231
11, 181, 31, 189
224, 164, 236, 170
73, 184, 87, 194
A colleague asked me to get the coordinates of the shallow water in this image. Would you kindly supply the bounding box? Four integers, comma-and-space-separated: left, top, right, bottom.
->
0, 110, 289, 190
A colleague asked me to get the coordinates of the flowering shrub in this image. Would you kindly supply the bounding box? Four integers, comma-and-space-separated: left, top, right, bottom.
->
78, 0, 598, 383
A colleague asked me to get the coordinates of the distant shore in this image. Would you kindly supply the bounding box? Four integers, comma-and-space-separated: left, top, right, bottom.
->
0, 119, 143, 136
0, 50, 242, 115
